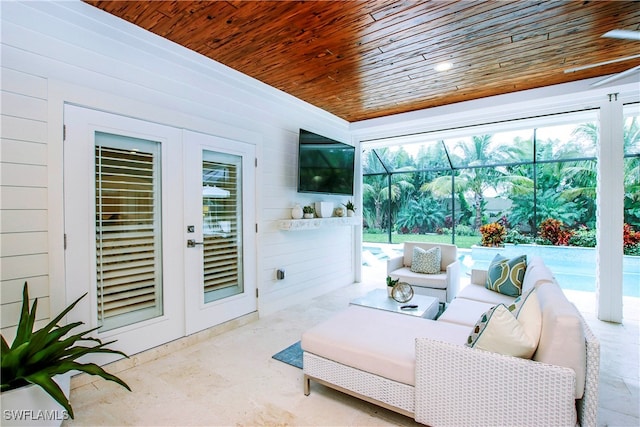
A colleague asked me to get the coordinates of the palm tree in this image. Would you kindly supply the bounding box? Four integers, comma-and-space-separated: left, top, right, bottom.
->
571, 119, 640, 227
362, 148, 415, 231
423, 135, 509, 230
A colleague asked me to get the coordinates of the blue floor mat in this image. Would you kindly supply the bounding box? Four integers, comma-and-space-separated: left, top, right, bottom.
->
272, 341, 302, 369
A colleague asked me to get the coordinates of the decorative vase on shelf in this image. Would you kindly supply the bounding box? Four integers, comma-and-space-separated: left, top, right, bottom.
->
291, 204, 303, 219
303, 213, 314, 219
335, 207, 345, 217
347, 209, 355, 217
315, 202, 333, 218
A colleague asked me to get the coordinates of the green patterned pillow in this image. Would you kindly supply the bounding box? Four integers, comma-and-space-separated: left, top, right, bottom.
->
486, 254, 527, 297
411, 246, 441, 274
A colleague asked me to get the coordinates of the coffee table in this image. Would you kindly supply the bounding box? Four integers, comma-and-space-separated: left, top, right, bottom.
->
350, 288, 440, 319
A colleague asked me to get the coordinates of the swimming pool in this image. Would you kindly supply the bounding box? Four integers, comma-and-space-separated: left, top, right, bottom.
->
362, 244, 640, 297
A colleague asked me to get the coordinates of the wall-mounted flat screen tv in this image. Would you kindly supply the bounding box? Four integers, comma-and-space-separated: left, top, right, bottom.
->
298, 129, 355, 196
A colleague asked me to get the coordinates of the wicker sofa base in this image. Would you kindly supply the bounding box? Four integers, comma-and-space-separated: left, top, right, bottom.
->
303, 352, 415, 418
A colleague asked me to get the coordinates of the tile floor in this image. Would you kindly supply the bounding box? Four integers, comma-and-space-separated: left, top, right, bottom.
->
65, 266, 639, 426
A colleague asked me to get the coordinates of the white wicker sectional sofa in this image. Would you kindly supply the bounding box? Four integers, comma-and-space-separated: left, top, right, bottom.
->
301, 256, 600, 427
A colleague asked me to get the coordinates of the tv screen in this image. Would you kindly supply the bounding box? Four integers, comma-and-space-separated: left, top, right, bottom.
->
298, 129, 355, 196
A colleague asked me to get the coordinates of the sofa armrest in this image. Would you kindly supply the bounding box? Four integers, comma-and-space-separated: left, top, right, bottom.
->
415, 338, 577, 427
471, 268, 488, 285
445, 260, 461, 302
386, 255, 404, 276
577, 315, 600, 427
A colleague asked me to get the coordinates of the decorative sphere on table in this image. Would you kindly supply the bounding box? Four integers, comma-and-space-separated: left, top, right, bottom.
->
391, 282, 414, 303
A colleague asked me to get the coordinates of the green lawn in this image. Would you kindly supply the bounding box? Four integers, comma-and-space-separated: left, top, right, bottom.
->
363, 233, 480, 249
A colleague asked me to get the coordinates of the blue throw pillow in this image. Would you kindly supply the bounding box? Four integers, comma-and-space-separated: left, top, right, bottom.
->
485, 254, 527, 297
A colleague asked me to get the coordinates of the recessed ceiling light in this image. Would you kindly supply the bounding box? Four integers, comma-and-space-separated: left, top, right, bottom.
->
434, 62, 453, 72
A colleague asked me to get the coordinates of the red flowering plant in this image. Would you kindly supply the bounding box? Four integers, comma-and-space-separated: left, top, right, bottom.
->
623, 223, 640, 251
539, 218, 575, 246
479, 222, 506, 247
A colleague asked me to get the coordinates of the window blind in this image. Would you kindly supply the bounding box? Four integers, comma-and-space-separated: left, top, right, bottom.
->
95, 133, 162, 331
202, 155, 243, 302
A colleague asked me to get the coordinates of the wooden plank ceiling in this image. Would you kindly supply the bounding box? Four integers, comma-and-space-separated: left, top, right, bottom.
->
86, 1, 640, 122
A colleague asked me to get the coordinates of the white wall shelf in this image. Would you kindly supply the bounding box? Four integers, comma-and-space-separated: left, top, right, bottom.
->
278, 216, 360, 231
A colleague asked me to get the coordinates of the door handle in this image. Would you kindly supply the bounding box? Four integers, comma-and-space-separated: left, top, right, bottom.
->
187, 239, 204, 248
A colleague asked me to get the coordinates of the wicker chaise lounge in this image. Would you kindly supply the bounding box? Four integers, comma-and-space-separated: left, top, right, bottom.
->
302, 256, 600, 426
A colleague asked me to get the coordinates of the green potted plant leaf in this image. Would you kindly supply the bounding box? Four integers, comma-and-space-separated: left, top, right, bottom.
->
1, 282, 131, 421
386, 276, 399, 297
302, 205, 315, 219
343, 200, 356, 217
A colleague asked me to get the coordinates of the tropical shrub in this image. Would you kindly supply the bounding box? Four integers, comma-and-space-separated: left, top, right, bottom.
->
438, 227, 452, 235
454, 224, 477, 236
366, 228, 384, 234
395, 198, 446, 234
569, 226, 597, 248
539, 218, 575, 246
479, 222, 506, 247
624, 194, 640, 226
623, 223, 640, 255
626, 244, 640, 256
504, 229, 534, 244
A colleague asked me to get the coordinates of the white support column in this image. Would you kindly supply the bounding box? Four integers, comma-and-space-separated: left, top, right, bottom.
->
596, 94, 624, 323
354, 139, 363, 283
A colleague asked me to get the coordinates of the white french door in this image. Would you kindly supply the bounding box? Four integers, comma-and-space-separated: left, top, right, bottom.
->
64, 105, 185, 358
64, 106, 257, 357
183, 130, 256, 335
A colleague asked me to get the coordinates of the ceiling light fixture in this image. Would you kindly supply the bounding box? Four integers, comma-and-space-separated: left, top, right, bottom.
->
434, 62, 453, 72
602, 29, 640, 40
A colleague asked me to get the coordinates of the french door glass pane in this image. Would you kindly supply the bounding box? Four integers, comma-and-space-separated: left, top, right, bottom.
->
95, 132, 163, 331
202, 150, 244, 303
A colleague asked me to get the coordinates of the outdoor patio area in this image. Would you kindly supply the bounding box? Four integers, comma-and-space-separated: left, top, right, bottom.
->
65, 264, 639, 426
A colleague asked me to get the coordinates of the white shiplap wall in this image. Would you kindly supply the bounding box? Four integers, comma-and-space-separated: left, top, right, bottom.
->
0, 1, 356, 340
1, 68, 52, 334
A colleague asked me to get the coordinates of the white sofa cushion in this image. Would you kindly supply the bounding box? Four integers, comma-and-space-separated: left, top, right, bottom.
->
437, 298, 494, 327
534, 282, 586, 398
389, 267, 448, 289
456, 282, 517, 306
522, 256, 556, 292
301, 305, 470, 386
